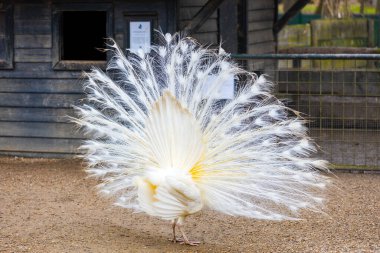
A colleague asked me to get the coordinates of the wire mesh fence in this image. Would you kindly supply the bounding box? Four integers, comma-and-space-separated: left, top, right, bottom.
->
233, 54, 380, 171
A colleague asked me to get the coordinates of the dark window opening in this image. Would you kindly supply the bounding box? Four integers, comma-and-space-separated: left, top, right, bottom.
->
0, 12, 6, 60
62, 11, 106, 60
0, 1, 13, 69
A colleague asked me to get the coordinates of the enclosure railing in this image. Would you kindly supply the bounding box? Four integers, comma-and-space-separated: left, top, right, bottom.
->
232, 53, 380, 171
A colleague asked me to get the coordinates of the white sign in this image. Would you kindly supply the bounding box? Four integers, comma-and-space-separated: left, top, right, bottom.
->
202, 74, 235, 100
129, 21, 151, 53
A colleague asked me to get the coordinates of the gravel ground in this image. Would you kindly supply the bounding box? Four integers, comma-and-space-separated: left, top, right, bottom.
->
0, 157, 379, 253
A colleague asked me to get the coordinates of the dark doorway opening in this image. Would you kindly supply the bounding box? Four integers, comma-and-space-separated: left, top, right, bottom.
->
62, 11, 107, 60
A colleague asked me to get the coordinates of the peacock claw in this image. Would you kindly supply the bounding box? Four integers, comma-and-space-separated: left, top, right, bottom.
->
179, 240, 200, 246
169, 237, 200, 246
169, 237, 182, 243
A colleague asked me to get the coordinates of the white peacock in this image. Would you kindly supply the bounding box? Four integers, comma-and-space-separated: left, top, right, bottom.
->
73, 33, 330, 245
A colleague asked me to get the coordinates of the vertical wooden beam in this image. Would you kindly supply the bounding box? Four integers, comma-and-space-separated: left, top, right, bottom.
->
0, 0, 13, 69
219, 0, 238, 53
237, 0, 246, 53
166, 0, 177, 33
182, 0, 226, 34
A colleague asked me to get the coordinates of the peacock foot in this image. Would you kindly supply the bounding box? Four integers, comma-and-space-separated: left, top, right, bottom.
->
169, 237, 200, 246
179, 239, 200, 246
168, 237, 181, 243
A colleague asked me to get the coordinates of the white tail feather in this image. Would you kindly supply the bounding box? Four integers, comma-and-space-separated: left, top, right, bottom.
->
74, 32, 330, 221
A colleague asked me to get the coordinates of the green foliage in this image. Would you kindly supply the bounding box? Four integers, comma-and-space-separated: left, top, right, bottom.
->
278, 3, 376, 15
350, 4, 376, 14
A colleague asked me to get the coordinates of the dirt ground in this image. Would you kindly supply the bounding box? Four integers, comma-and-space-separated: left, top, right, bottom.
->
0, 158, 379, 253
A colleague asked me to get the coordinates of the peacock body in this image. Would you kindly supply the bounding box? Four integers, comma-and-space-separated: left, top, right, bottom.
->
74, 33, 330, 245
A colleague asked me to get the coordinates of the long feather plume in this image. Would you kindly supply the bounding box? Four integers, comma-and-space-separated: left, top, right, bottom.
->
74, 32, 330, 220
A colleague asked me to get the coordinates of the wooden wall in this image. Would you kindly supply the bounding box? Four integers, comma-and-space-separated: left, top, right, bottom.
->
178, 0, 219, 46
247, 0, 276, 54
0, 0, 175, 158
0, 2, 81, 157
0, 0, 277, 158
246, 0, 277, 70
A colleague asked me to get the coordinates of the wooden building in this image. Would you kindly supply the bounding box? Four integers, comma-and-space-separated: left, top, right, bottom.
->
0, 0, 277, 157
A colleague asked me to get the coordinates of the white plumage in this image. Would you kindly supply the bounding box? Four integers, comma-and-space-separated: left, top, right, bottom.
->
74, 33, 330, 245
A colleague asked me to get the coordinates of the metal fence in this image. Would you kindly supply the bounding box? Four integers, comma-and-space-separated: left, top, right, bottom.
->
232, 54, 380, 171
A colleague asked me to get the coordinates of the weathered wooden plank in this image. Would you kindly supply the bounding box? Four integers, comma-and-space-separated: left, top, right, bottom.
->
0, 137, 82, 153
0, 108, 75, 122
0, 122, 84, 139
0, 93, 84, 108
14, 3, 51, 20
0, 63, 83, 78
248, 21, 273, 32
182, 0, 224, 34
247, 41, 276, 54
247, 0, 275, 10
193, 32, 219, 45
0, 78, 83, 93
53, 61, 106, 71
0, 151, 77, 158
179, 19, 218, 32
248, 9, 274, 22
14, 48, 51, 62
179, 6, 218, 20
179, 7, 197, 20
179, 0, 207, 7
15, 35, 52, 49
14, 19, 51, 35
248, 30, 274, 44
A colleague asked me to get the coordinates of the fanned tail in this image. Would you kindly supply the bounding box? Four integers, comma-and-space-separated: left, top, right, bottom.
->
195, 75, 330, 220
144, 91, 205, 171
74, 32, 330, 219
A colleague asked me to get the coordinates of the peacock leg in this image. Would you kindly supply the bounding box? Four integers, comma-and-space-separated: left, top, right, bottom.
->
177, 224, 200, 246
169, 219, 184, 243
172, 219, 177, 242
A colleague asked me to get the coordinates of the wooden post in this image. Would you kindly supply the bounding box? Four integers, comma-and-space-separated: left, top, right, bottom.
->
219, 0, 238, 53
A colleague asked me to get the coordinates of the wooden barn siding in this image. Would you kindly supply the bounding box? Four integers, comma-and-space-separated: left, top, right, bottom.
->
247, 0, 276, 54
0, 2, 84, 157
0, 0, 177, 158
112, 0, 176, 47
246, 0, 276, 71
178, 0, 219, 46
